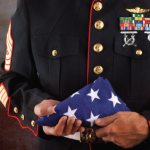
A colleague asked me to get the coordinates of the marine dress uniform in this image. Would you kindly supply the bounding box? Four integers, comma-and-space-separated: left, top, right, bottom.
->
1, 0, 150, 149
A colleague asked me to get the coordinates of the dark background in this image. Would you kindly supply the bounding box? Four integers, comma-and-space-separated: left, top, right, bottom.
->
0, 0, 37, 149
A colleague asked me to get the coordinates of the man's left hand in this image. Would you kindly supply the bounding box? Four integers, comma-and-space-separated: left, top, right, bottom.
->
95, 112, 149, 149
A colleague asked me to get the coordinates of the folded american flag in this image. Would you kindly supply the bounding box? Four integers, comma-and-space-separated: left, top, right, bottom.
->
36, 77, 130, 129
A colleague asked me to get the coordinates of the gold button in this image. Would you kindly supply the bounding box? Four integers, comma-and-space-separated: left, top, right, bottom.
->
14, 107, 18, 113
21, 114, 25, 121
93, 43, 103, 53
94, 20, 104, 30
93, 2, 103, 11
52, 50, 57, 56
94, 66, 103, 75
31, 120, 36, 127
136, 50, 143, 56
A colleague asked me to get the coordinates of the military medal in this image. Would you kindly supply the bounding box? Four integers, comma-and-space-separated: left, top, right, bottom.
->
121, 31, 138, 47
120, 7, 150, 47
144, 31, 150, 41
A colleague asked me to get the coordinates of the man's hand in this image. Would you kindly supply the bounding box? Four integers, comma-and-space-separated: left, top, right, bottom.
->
95, 112, 149, 149
34, 100, 85, 136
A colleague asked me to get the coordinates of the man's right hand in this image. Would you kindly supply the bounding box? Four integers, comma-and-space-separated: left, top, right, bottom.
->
34, 100, 85, 136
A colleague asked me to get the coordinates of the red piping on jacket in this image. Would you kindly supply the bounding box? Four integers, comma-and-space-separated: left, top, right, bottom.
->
148, 121, 150, 126
7, 97, 39, 136
87, 0, 102, 85
87, 0, 103, 149
1, 80, 39, 136
3, 20, 39, 136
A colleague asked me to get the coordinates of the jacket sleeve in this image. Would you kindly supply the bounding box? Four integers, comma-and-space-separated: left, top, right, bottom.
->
0, 0, 56, 136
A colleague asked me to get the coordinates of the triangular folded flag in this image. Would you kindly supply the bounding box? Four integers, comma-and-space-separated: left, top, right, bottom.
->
36, 77, 130, 129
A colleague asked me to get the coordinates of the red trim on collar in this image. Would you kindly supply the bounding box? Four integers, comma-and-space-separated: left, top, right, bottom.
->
7, 96, 39, 137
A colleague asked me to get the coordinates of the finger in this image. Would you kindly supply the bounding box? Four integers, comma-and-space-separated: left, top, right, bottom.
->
53, 116, 68, 136
102, 136, 120, 146
95, 114, 117, 127
43, 126, 55, 135
70, 120, 82, 134
102, 136, 111, 142
43, 116, 67, 136
34, 104, 54, 117
95, 126, 110, 138
63, 116, 76, 135
45, 99, 60, 106
78, 126, 85, 132
34, 99, 60, 117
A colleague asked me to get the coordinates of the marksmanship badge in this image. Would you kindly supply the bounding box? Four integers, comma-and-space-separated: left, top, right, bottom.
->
120, 7, 150, 47
145, 31, 150, 41
121, 31, 138, 47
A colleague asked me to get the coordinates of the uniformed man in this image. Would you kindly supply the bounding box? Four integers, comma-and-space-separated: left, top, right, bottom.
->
0, 0, 150, 149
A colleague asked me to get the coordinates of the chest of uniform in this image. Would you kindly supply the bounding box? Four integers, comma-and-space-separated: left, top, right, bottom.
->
30, 0, 150, 101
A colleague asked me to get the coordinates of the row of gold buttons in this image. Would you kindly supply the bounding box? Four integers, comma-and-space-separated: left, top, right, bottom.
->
93, 2, 104, 75
14, 107, 36, 127
52, 3, 142, 76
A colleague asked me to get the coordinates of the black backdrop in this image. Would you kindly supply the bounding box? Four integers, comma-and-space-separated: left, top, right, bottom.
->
0, 1, 37, 149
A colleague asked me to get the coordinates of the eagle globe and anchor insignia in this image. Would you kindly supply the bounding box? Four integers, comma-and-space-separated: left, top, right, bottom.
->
120, 7, 150, 47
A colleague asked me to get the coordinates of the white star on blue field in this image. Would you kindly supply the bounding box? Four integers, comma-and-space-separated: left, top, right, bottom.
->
36, 77, 130, 128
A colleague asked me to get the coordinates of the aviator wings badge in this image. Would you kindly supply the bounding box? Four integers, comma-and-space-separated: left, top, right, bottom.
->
126, 7, 150, 14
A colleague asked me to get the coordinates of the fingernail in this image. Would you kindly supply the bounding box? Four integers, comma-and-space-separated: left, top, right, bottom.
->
64, 116, 67, 123
70, 118, 75, 123
47, 107, 51, 115
81, 128, 85, 132
76, 121, 82, 126
76, 123, 81, 127
96, 119, 101, 124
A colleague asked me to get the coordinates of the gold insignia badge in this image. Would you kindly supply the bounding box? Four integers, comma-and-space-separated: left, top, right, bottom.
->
126, 7, 150, 14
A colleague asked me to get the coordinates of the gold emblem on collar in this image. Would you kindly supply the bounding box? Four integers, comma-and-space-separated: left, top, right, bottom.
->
126, 7, 150, 14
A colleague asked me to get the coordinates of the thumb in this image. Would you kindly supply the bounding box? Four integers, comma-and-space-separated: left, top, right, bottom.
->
34, 101, 55, 117
95, 114, 117, 127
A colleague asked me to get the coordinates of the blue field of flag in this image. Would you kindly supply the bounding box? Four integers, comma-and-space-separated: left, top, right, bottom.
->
36, 77, 130, 129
